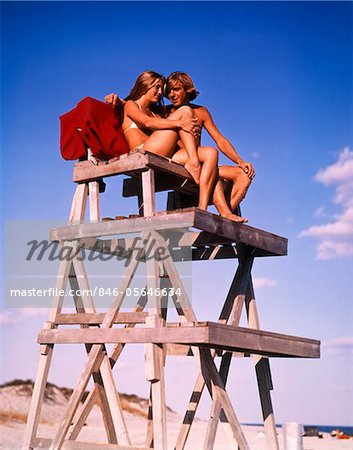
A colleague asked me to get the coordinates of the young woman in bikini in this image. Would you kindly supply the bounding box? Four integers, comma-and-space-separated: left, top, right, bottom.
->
118, 71, 218, 211
106, 71, 254, 223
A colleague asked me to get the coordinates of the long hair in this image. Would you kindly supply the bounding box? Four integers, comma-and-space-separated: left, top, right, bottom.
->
125, 71, 165, 113
165, 72, 199, 101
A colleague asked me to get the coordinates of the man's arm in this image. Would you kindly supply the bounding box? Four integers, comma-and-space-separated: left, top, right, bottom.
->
104, 93, 125, 108
201, 107, 255, 179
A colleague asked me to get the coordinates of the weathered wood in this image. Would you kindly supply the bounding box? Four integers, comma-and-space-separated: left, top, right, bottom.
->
141, 169, 156, 217
199, 348, 250, 450
193, 209, 287, 257
22, 253, 73, 450
71, 258, 131, 446
50, 208, 287, 257
68, 263, 118, 445
88, 181, 100, 222
175, 257, 252, 450
38, 322, 320, 358
76, 234, 275, 260
123, 173, 197, 198
69, 184, 88, 224
49, 245, 142, 450
68, 296, 149, 441
73, 151, 150, 183
144, 231, 168, 450
245, 278, 279, 450
54, 312, 148, 325
50, 210, 195, 242
203, 256, 253, 449
32, 436, 148, 450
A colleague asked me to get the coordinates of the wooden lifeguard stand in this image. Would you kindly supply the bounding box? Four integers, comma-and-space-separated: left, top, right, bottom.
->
23, 149, 320, 450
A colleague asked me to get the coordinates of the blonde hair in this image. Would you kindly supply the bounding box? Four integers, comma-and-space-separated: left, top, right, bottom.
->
165, 72, 199, 101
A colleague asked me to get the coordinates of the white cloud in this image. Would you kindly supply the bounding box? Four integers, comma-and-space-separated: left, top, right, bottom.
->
253, 277, 277, 289
323, 336, 353, 356
315, 147, 353, 188
299, 147, 353, 260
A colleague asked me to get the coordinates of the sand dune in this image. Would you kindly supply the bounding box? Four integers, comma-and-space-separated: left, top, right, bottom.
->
0, 380, 351, 449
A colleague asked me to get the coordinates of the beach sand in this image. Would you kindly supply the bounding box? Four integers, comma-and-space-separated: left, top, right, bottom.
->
1, 382, 352, 449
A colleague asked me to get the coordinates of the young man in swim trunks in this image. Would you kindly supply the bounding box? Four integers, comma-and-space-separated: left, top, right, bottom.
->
163, 71, 255, 223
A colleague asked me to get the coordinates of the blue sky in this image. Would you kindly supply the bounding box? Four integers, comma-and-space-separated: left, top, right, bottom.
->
1, 1, 352, 427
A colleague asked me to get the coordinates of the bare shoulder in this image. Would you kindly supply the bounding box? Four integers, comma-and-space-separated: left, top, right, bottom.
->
196, 105, 213, 120
125, 100, 136, 109
189, 103, 205, 111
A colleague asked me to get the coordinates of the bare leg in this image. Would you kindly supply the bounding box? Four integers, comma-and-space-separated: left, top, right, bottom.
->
171, 106, 201, 184
141, 106, 201, 183
212, 165, 252, 222
172, 146, 218, 210
219, 166, 252, 211
212, 180, 248, 223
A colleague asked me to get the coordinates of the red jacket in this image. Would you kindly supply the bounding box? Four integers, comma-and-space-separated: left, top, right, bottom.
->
60, 96, 129, 160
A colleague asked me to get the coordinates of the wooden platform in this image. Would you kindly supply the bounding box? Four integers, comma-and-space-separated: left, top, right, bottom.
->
73, 150, 193, 184
38, 321, 319, 358
50, 208, 287, 257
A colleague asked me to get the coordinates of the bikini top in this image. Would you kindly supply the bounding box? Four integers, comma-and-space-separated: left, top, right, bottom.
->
123, 100, 156, 134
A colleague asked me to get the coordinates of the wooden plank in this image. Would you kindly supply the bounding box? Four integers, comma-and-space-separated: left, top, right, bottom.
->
145, 151, 192, 179
77, 234, 273, 260
123, 173, 197, 198
38, 322, 320, 358
32, 437, 148, 450
193, 209, 288, 256
49, 210, 196, 242
50, 208, 287, 257
73, 152, 149, 183
54, 312, 148, 325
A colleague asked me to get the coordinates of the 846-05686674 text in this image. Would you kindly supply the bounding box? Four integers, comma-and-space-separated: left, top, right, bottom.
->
9, 287, 182, 298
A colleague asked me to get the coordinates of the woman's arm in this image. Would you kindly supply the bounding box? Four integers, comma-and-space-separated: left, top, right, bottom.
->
125, 101, 199, 136
201, 107, 255, 178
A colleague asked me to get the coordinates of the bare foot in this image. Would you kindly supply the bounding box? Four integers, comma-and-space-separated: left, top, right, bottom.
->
222, 212, 248, 223
185, 161, 201, 184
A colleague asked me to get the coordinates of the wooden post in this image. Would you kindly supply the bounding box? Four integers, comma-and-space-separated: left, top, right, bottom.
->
141, 169, 167, 449
22, 251, 73, 450
88, 181, 100, 222
246, 279, 279, 450
142, 169, 156, 216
